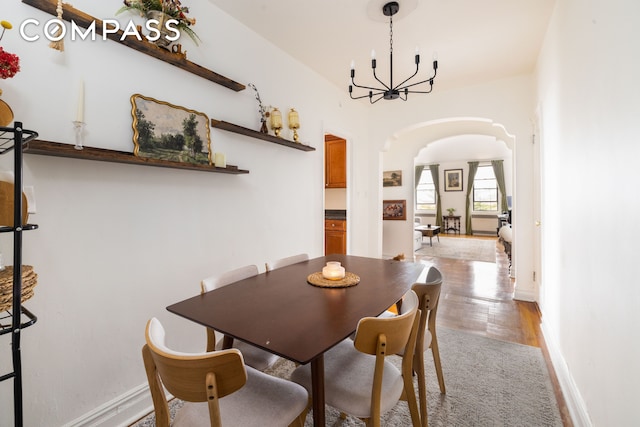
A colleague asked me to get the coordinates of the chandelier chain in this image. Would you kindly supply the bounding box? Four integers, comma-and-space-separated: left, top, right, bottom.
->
389, 15, 393, 54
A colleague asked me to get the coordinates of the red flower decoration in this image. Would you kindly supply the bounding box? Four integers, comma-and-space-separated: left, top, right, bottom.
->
0, 47, 20, 79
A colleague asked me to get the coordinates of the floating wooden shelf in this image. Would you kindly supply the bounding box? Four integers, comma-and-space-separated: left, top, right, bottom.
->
24, 140, 249, 174
211, 119, 316, 152
22, 0, 245, 92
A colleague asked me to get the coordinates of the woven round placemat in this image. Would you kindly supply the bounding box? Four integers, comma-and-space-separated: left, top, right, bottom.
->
0, 265, 38, 312
307, 271, 360, 288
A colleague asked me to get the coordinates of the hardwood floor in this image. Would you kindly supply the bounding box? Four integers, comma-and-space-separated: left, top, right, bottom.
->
415, 235, 573, 427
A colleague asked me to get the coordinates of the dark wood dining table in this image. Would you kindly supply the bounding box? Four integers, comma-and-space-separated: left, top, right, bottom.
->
166, 254, 424, 426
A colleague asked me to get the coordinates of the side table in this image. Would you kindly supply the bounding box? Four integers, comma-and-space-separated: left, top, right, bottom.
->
443, 216, 461, 234
415, 225, 441, 247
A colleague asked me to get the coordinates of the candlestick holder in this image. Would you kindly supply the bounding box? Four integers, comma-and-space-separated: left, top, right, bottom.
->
72, 121, 85, 150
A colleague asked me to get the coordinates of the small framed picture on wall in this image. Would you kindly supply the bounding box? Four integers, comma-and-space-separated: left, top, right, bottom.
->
383, 170, 402, 187
444, 169, 463, 191
383, 200, 407, 220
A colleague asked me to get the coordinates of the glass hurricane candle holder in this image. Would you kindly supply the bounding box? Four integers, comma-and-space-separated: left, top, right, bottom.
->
322, 261, 345, 281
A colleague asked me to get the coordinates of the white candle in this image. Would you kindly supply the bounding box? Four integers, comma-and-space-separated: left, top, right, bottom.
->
76, 80, 84, 123
322, 261, 345, 281
214, 152, 226, 168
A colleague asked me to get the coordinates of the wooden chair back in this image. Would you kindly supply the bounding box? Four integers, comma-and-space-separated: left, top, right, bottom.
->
265, 253, 309, 272
142, 318, 247, 427
353, 290, 421, 426
200, 265, 259, 351
409, 266, 444, 427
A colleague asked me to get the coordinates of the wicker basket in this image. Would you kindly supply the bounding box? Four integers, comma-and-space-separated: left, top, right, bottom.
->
0, 265, 38, 312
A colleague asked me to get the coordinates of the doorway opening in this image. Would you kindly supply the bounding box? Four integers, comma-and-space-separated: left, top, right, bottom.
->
324, 134, 347, 255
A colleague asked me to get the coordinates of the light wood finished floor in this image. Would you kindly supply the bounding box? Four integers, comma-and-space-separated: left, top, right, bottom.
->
415, 234, 573, 427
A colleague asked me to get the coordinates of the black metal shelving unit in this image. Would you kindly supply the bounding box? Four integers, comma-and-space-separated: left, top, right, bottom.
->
0, 122, 39, 427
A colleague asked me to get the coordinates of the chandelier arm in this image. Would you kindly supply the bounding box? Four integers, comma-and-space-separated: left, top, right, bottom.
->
392, 65, 420, 91
405, 87, 434, 94
370, 93, 386, 104
400, 77, 435, 91
372, 67, 391, 91
351, 79, 388, 92
398, 65, 437, 90
350, 89, 386, 100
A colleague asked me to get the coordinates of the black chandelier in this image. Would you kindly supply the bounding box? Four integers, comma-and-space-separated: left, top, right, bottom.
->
349, 1, 438, 104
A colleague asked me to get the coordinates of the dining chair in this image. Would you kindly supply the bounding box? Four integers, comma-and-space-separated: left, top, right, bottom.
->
290, 290, 422, 427
200, 265, 280, 371
142, 317, 309, 427
264, 253, 309, 272
386, 266, 445, 426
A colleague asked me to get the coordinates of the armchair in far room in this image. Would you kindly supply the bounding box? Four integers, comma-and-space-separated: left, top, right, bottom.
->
414, 217, 422, 251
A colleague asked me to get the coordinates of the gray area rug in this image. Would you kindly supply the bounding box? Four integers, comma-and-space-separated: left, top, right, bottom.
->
132, 328, 561, 426
416, 237, 497, 263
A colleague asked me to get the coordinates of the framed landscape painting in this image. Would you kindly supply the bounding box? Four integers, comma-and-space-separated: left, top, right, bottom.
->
130, 94, 212, 165
444, 169, 463, 191
383, 200, 406, 220
383, 170, 402, 187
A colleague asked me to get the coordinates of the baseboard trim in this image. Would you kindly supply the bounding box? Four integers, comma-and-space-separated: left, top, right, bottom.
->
541, 320, 592, 427
513, 282, 536, 302
62, 383, 156, 427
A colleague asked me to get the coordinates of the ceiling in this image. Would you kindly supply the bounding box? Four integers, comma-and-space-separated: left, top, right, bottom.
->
206, 0, 556, 94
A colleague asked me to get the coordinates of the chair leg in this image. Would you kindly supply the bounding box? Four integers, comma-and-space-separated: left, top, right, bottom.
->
431, 336, 446, 394
414, 351, 428, 427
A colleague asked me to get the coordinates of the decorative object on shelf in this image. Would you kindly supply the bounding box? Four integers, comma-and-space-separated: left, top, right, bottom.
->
269, 107, 283, 137
446, 207, 456, 216
383, 199, 407, 220
0, 19, 19, 126
0, 90, 13, 127
248, 83, 270, 134
72, 121, 85, 150
130, 94, 212, 165
383, 170, 402, 187
116, 0, 200, 48
322, 261, 345, 280
349, 1, 438, 104
213, 152, 226, 168
288, 108, 300, 142
0, 265, 38, 313
48, 0, 65, 51
444, 169, 463, 191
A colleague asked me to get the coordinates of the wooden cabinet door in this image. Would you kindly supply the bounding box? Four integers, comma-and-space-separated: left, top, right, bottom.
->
325, 230, 346, 255
325, 219, 346, 255
325, 137, 346, 188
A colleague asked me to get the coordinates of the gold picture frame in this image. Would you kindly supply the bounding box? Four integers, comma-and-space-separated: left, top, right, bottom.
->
130, 94, 212, 165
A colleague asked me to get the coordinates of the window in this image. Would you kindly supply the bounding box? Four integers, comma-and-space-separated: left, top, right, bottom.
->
416, 167, 436, 210
473, 165, 498, 211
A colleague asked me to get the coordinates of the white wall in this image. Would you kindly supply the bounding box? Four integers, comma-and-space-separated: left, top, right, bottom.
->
536, 0, 640, 425
0, 1, 370, 425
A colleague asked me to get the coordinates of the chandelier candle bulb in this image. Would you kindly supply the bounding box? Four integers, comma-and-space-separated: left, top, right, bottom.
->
322, 261, 345, 281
